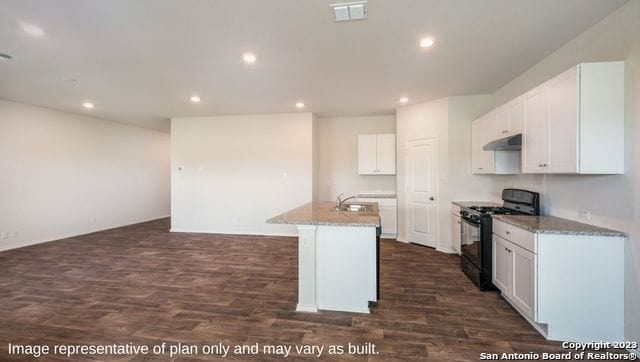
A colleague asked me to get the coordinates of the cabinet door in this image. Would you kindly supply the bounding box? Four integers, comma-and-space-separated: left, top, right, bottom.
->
494, 105, 509, 139
511, 243, 536, 320
376, 134, 396, 174
547, 67, 579, 173
451, 215, 461, 254
471, 118, 484, 173
492, 235, 512, 294
481, 112, 496, 173
523, 86, 549, 173
379, 207, 397, 235
507, 97, 524, 136
358, 134, 377, 174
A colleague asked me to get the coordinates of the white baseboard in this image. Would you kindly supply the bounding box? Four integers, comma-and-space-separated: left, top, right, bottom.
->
436, 246, 457, 254
169, 228, 299, 237
296, 304, 318, 313
0, 214, 170, 252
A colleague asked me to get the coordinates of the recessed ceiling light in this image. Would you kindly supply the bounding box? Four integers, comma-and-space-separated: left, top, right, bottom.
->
242, 52, 257, 64
419, 37, 435, 48
399, 97, 409, 104
190, 95, 201, 103
83, 102, 94, 109
296, 102, 305, 109
21, 23, 45, 37
0, 52, 13, 60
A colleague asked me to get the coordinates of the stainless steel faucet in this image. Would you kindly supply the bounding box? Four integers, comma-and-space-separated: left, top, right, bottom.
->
335, 193, 356, 209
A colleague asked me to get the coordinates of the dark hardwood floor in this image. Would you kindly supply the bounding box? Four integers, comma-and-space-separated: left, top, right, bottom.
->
0, 218, 600, 360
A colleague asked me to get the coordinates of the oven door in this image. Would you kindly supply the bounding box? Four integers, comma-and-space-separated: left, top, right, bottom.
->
460, 218, 482, 268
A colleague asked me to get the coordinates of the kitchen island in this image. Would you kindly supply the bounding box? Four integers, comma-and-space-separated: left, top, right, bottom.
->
267, 201, 380, 313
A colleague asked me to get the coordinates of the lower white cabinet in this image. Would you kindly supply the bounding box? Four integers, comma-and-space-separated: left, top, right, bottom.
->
492, 218, 624, 342
451, 204, 461, 254
358, 198, 397, 237
493, 234, 536, 320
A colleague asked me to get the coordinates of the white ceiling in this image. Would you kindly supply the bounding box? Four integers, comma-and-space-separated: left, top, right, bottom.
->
0, 0, 628, 132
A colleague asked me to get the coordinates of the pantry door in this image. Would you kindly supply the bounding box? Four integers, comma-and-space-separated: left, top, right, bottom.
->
405, 138, 438, 248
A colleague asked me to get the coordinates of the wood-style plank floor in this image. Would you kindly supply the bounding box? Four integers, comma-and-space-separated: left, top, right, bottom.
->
0, 218, 600, 360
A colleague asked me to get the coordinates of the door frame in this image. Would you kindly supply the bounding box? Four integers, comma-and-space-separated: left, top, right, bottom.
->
404, 136, 439, 248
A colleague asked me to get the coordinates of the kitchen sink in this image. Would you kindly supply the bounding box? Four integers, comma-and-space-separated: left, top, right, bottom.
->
335, 203, 373, 212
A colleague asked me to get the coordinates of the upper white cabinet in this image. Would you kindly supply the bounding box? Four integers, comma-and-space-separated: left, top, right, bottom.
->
472, 112, 520, 175
522, 62, 624, 174
471, 113, 495, 174
358, 134, 396, 175
494, 97, 524, 139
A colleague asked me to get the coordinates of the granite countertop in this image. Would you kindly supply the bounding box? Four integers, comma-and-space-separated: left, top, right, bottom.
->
267, 201, 380, 227
493, 215, 626, 237
452, 201, 501, 208
357, 193, 397, 199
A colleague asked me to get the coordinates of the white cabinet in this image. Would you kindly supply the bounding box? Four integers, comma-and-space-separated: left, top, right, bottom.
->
472, 113, 520, 175
523, 62, 624, 174
492, 218, 625, 342
358, 134, 396, 175
357, 198, 397, 237
451, 204, 461, 255
494, 97, 524, 138
493, 234, 536, 320
492, 235, 511, 294
471, 113, 494, 174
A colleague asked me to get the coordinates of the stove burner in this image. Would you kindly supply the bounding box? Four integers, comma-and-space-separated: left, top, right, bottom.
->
468, 206, 514, 215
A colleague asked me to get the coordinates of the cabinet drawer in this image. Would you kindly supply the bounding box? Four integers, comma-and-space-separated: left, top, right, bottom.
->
493, 219, 536, 253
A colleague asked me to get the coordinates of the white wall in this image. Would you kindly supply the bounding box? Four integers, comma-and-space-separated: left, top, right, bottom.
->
0, 100, 170, 251
315, 115, 396, 201
171, 113, 313, 236
487, 0, 640, 346
396, 96, 493, 251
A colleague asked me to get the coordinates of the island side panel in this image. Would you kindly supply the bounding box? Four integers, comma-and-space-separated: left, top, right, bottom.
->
316, 225, 376, 313
296, 224, 318, 312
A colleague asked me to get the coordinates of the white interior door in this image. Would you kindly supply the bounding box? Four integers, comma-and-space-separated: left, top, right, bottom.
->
405, 138, 437, 247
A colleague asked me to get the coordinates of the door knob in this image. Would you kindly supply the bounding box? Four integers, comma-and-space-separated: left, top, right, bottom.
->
429, 196, 435, 201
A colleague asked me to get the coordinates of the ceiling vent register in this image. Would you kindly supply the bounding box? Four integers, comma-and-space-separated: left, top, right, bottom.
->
330, 1, 367, 22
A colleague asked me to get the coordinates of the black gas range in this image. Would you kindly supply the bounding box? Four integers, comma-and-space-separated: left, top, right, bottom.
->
460, 189, 540, 290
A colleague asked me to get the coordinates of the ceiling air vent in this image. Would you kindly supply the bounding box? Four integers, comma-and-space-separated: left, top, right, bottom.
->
330, 1, 367, 22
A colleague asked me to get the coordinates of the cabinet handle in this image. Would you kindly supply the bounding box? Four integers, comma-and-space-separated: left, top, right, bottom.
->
505, 231, 510, 235
478, 167, 483, 170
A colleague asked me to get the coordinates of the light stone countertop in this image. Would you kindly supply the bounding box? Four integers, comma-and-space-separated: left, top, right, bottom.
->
357, 193, 397, 199
452, 201, 501, 208
267, 201, 380, 227
493, 215, 626, 237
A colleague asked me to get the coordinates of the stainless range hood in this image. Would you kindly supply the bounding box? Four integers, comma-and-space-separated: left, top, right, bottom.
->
483, 133, 522, 151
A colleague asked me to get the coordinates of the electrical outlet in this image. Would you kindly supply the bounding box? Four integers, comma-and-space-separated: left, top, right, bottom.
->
1, 232, 7, 240
578, 210, 591, 220
11, 231, 18, 238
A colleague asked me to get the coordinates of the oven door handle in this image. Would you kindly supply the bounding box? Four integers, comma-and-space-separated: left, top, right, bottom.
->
461, 218, 480, 228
